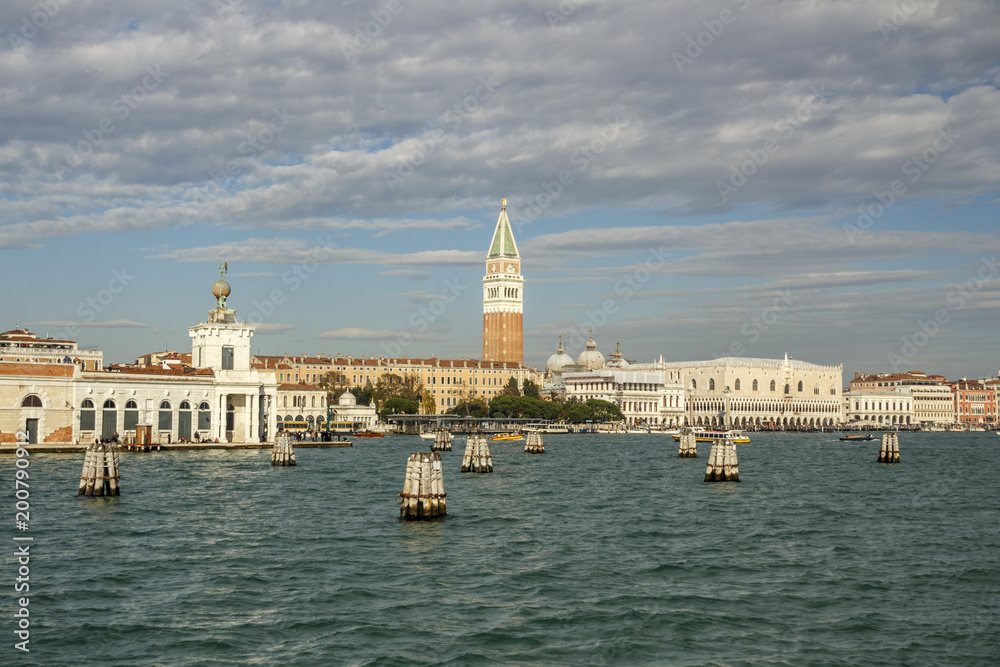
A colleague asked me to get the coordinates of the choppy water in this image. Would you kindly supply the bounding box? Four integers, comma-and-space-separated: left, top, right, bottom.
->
4, 432, 1000, 666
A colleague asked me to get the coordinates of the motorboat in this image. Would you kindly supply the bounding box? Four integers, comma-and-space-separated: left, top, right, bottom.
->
839, 433, 875, 441
673, 428, 749, 444
489, 432, 524, 441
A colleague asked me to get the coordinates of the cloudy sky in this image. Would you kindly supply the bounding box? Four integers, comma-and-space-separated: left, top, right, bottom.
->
2, 0, 999, 380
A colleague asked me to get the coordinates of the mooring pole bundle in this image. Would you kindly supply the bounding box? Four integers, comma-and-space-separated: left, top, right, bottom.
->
704, 433, 739, 482
461, 433, 493, 472
431, 429, 452, 451
877, 431, 900, 463
524, 430, 545, 454
399, 451, 446, 520
272, 431, 297, 466
78, 441, 121, 496
678, 428, 698, 458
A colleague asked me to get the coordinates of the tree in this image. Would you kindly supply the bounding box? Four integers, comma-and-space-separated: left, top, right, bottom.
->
501, 376, 520, 396
381, 397, 419, 418
522, 379, 540, 399
587, 399, 624, 422
420, 391, 437, 415
454, 397, 489, 418
318, 371, 350, 401
375, 373, 423, 404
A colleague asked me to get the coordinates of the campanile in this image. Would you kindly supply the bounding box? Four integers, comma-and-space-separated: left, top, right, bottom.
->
482, 199, 523, 365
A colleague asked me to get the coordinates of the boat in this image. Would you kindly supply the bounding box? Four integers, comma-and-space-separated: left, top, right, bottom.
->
353, 430, 384, 438
418, 432, 435, 440
489, 432, 524, 441
839, 433, 875, 441
672, 428, 750, 444
537, 424, 569, 434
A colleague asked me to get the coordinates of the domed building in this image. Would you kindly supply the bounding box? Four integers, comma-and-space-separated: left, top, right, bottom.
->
545, 334, 575, 375
331, 390, 377, 430
575, 331, 606, 371
605, 339, 630, 369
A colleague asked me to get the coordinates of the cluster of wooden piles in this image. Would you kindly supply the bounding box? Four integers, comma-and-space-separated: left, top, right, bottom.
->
399, 451, 446, 520
524, 430, 545, 454
704, 433, 739, 482
431, 429, 453, 452
272, 432, 296, 466
878, 432, 900, 463
461, 433, 493, 472
677, 429, 698, 458
78, 441, 121, 496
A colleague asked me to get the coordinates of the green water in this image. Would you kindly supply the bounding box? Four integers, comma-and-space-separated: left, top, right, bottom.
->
4, 431, 999, 665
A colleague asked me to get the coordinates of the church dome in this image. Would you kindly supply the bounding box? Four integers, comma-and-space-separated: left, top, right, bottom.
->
576, 331, 605, 371
605, 339, 630, 368
545, 334, 575, 373
338, 391, 357, 406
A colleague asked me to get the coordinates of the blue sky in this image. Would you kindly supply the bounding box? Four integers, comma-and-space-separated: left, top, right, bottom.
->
2, 0, 999, 380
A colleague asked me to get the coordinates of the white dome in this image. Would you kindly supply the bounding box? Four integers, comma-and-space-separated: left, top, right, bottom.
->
545, 334, 575, 373
338, 391, 357, 406
606, 339, 630, 368
576, 332, 605, 371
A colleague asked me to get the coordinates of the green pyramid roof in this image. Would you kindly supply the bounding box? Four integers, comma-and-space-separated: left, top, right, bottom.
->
487, 200, 519, 258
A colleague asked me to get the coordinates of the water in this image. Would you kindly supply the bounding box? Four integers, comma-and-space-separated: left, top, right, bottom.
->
6, 432, 999, 666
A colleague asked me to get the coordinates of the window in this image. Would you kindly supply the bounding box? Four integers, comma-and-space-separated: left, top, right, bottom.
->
734, 379, 741, 391
752, 379, 758, 391
198, 402, 211, 430
709, 379, 716, 391
81, 399, 95, 431
784, 384, 790, 394
797, 381, 803, 392
159, 400, 172, 430
222, 346, 234, 370
770, 380, 776, 391
125, 400, 139, 431
21, 395, 42, 407
691, 379, 697, 390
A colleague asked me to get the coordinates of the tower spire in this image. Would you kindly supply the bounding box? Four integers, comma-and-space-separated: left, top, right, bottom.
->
482, 198, 524, 365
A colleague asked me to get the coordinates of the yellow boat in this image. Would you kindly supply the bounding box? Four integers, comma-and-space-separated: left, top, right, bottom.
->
489, 432, 524, 441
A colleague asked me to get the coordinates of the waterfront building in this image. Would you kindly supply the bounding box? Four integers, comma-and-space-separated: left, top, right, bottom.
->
850, 371, 953, 425
331, 390, 377, 429
947, 379, 996, 425
275, 382, 328, 430
482, 199, 524, 365
646, 355, 844, 428
843, 388, 914, 426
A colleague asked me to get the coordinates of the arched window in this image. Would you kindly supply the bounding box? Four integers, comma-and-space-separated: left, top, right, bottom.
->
180, 400, 191, 410
283, 396, 288, 408
830, 386, 836, 395
81, 399, 96, 431
198, 401, 211, 430
734, 379, 741, 391
784, 384, 790, 394
814, 385, 820, 395
709, 379, 715, 391
124, 400, 139, 431
797, 381, 803, 392
691, 379, 697, 390
770, 380, 776, 391
104, 399, 116, 409
21, 395, 42, 407
159, 400, 172, 430
752, 379, 758, 391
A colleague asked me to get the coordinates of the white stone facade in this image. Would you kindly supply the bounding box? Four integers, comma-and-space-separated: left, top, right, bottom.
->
844, 389, 914, 426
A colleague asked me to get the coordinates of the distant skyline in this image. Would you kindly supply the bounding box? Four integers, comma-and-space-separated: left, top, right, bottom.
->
2, 1, 999, 381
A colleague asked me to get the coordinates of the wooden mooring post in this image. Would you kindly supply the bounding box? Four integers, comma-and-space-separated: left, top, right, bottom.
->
272, 431, 296, 466
878, 431, 900, 463
431, 429, 452, 451
461, 433, 493, 472
78, 440, 121, 496
678, 428, 698, 458
399, 451, 446, 520
524, 429, 545, 454
704, 433, 739, 482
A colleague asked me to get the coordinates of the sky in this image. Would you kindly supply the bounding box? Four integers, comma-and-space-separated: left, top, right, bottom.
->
2, 0, 999, 381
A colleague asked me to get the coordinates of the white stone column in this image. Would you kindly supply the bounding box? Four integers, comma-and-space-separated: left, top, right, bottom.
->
217, 393, 227, 442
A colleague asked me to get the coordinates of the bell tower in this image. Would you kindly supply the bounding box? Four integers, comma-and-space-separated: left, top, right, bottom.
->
482, 199, 523, 365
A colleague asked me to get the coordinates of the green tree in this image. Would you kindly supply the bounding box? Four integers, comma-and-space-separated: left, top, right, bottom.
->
420, 391, 437, 415
454, 397, 489, 418
587, 399, 624, 422
381, 397, 419, 418
522, 379, 540, 399
501, 376, 520, 396
375, 373, 423, 403
318, 371, 350, 401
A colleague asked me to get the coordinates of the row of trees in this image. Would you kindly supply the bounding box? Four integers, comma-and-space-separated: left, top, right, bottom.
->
318, 370, 625, 423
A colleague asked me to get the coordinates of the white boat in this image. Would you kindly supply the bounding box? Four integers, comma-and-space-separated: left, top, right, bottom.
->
537, 424, 569, 434
419, 432, 435, 440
